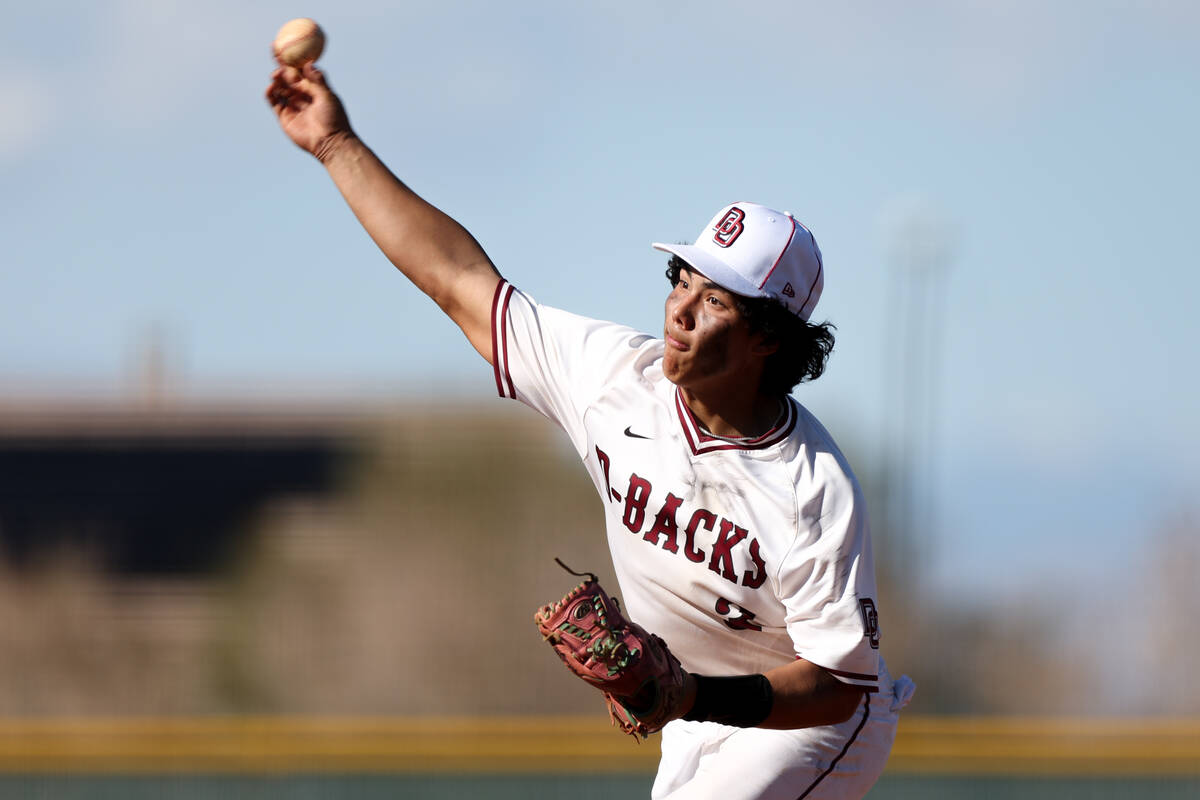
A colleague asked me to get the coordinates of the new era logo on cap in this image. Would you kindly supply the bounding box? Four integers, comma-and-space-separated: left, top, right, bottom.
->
652, 202, 824, 320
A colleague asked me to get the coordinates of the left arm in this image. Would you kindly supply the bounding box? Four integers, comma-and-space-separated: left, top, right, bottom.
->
675, 658, 863, 730
760, 658, 865, 728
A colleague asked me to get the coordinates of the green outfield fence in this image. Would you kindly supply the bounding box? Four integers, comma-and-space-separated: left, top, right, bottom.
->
1, 716, 1197, 798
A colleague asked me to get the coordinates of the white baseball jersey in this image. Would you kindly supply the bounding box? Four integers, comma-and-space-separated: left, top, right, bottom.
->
491, 281, 882, 693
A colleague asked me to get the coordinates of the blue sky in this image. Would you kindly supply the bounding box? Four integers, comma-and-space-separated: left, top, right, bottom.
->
3, 1, 1198, 670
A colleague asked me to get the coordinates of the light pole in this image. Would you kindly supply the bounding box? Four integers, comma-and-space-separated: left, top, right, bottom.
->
881, 199, 955, 594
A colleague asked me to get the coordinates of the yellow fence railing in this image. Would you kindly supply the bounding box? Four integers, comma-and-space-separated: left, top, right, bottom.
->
0, 716, 1197, 776
888, 716, 1200, 776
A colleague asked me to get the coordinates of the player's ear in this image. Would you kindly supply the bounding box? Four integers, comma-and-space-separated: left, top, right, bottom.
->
749, 333, 779, 358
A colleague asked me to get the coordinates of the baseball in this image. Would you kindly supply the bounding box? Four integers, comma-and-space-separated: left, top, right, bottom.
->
273, 18, 325, 67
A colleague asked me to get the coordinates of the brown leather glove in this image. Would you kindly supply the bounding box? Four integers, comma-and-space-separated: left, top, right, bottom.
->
534, 561, 687, 740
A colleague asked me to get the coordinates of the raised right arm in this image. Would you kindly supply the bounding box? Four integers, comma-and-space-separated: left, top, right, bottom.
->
266, 65, 501, 363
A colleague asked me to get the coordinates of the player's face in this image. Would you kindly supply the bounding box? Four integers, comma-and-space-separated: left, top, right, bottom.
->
662, 267, 766, 393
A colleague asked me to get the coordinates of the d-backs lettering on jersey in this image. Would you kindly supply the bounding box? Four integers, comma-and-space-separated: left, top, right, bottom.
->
598, 455, 768, 589
490, 281, 881, 692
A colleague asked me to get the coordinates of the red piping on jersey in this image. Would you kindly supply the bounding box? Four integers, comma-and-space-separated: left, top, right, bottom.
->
490, 282, 503, 394
825, 666, 879, 685
795, 656, 879, 691
675, 388, 798, 456
500, 286, 515, 398
757, 216, 798, 290
491, 281, 516, 399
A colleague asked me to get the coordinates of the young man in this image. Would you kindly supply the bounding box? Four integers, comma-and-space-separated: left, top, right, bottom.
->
267, 63, 913, 800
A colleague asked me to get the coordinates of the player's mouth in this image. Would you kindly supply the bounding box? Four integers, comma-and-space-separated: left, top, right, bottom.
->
665, 331, 689, 351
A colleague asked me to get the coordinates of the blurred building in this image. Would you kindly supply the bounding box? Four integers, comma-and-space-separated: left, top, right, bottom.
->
0, 400, 362, 574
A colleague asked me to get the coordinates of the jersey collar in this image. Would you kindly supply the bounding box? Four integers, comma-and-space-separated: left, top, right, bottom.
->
674, 388, 797, 455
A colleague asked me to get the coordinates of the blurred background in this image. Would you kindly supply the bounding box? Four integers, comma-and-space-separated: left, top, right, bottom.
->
2, 0, 1197, 796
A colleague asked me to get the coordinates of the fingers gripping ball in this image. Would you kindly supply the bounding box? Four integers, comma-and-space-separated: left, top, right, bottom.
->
534, 560, 687, 740
273, 18, 325, 67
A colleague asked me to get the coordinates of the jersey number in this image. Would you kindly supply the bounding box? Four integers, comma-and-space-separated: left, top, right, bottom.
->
715, 597, 762, 632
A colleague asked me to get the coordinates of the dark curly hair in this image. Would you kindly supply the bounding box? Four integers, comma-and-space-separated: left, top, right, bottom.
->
665, 255, 836, 397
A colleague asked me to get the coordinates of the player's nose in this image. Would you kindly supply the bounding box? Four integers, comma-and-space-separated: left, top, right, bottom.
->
668, 293, 697, 330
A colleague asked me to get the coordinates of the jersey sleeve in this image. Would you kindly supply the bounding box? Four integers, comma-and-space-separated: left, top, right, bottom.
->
777, 446, 882, 692
490, 280, 653, 456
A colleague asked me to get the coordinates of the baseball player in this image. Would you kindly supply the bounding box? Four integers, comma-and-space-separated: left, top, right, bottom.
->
267, 63, 914, 799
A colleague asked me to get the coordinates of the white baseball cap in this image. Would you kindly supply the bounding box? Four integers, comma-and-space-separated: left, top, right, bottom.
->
652, 202, 824, 320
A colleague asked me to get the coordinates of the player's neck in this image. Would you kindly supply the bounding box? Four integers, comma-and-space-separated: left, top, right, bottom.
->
679, 387, 784, 440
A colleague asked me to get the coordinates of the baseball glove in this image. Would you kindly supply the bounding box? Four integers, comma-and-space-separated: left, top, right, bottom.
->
534, 559, 687, 740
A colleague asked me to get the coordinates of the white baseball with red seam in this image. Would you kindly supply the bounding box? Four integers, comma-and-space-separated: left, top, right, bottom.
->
273, 18, 325, 67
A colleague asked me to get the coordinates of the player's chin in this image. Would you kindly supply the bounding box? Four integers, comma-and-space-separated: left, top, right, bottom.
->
661, 354, 683, 383
661, 359, 697, 390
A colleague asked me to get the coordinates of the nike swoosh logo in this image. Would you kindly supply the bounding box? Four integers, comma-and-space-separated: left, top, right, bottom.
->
624, 426, 651, 440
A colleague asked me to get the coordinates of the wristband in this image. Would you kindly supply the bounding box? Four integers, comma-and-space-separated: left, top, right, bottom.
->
681, 673, 774, 728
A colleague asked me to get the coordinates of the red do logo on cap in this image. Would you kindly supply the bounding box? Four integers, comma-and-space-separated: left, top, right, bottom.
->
712, 208, 745, 247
